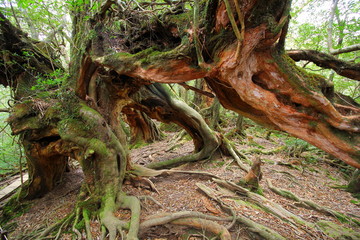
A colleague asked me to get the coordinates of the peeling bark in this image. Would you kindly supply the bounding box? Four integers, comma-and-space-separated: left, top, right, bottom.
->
92, 0, 360, 168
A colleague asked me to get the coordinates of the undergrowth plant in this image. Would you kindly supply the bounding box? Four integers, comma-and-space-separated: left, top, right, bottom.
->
0, 86, 25, 178
31, 69, 68, 91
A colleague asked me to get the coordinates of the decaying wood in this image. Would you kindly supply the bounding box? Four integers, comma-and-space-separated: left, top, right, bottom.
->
240, 157, 263, 190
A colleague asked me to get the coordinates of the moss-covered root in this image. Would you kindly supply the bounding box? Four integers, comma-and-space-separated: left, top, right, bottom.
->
212, 178, 315, 231
172, 218, 231, 240
316, 220, 360, 240
140, 211, 232, 240
236, 215, 287, 240
145, 148, 217, 169
99, 193, 128, 240
267, 179, 360, 227
196, 183, 286, 240
221, 138, 251, 172
118, 193, 141, 240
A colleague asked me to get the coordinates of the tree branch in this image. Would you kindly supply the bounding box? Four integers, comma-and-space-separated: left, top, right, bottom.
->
178, 82, 215, 98
0, 108, 10, 113
287, 50, 360, 81
330, 44, 360, 55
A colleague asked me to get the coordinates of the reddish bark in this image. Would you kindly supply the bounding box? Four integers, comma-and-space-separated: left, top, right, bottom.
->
95, 1, 360, 168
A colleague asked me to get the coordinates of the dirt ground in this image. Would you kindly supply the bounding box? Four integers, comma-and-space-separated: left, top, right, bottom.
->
2, 128, 360, 239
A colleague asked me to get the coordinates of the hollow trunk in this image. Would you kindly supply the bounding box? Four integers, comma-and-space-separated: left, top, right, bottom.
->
122, 107, 163, 144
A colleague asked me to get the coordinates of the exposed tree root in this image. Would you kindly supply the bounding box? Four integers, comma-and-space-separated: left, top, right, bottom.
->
138, 196, 163, 209
72, 208, 82, 239
141, 211, 232, 229
212, 178, 315, 231
242, 146, 286, 155
83, 209, 93, 240
117, 193, 141, 240
315, 220, 360, 240
38, 212, 74, 239
221, 138, 250, 172
129, 84, 251, 171
140, 211, 232, 240
99, 191, 132, 240
235, 215, 287, 240
196, 183, 237, 229
130, 164, 220, 179
267, 179, 360, 227
196, 182, 287, 239
171, 217, 231, 240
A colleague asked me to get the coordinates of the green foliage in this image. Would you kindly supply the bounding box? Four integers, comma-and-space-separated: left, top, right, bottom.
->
284, 137, 310, 157
289, 0, 360, 101
0, 86, 25, 177
0, 190, 31, 225
31, 69, 68, 91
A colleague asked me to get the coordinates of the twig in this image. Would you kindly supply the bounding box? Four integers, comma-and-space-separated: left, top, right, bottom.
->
178, 82, 215, 98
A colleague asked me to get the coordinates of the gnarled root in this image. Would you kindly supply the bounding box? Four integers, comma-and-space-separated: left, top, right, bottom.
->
196, 182, 287, 239
267, 179, 360, 227
140, 211, 232, 240
100, 191, 141, 240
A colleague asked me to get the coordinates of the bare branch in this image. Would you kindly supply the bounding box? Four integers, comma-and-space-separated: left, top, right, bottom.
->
287, 50, 360, 81
0, 108, 10, 113
178, 82, 215, 98
331, 44, 360, 55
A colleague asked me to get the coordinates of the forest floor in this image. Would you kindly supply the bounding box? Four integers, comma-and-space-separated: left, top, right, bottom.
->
1, 123, 360, 240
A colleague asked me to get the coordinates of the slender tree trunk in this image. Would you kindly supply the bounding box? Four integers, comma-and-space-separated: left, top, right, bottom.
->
348, 170, 360, 193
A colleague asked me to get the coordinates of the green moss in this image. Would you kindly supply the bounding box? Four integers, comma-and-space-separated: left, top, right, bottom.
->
88, 138, 108, 156
309, 121, 318, 128
272, 49, 326, 95
166, 12, 191, 31
75, 218, 85, 230
262, 158, 275, 164
316, 220, 360, 239
130, 140, 149, 150
10, 101, 33, 119
0, 191, 32, 225
234, 199, 263, 211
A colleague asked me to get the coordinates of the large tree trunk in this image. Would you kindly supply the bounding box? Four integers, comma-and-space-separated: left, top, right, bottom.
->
1, 0, 360, 238
125, 83, 220, 169
94, 0, 360, 168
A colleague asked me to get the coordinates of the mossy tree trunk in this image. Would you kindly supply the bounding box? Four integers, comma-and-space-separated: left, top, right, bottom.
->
1, 0, 360, 238
126, 83, 220, 169
94, 0, 360, 168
